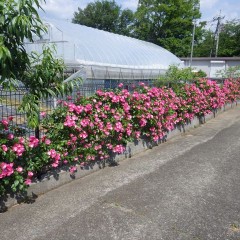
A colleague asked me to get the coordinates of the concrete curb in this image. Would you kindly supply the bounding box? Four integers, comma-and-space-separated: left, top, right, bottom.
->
0, 102, 238, 210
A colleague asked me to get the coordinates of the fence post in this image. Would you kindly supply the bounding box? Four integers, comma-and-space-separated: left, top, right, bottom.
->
53, 97, 57, 108
35, 109, 40, 139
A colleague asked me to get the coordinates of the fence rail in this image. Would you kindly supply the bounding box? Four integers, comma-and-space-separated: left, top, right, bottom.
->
0, 79, 153, 137
1, 78, 227, 137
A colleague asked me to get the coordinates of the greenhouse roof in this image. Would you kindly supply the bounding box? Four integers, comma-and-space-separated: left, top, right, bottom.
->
33, 19, 181, 70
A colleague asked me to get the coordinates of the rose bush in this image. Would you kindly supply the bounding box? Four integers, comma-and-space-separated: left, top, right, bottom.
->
0, 119, 55, 195
0, 78, 240, 196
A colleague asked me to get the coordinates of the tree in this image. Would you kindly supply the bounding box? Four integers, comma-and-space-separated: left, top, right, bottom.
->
134, 0, 204, 57
19, 45, 80, 137
193, 29, 213, 57
194, 19, 240, 57
217, 19, 240, 57
0, 0, 46, 85
72, 0, 134, 36
116, 9, 134, 36
1, 1, 81, 137
155, 65, 198, 85
155, 65, 206, 93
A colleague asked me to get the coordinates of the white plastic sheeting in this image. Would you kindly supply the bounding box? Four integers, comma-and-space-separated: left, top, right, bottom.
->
25, 19, 182, 80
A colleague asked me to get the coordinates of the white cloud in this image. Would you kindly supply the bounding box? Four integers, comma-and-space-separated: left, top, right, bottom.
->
41, 0, 82, 20
40, 0, 240, 23
200, 0, 240, 23
220, 1, 240, 20
41, 0, 139, 20
120, 0, 138, 10
200, 0, 220, 9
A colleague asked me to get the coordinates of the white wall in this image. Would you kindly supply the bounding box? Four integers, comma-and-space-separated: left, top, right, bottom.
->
209, 61, 226, 78
182, 59, 240, 78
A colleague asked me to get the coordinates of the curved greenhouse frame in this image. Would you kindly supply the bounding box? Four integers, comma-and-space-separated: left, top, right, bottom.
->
25, 19, 182, 82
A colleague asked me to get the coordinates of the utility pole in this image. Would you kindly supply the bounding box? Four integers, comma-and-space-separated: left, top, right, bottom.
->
189, 1, 200, 67
210, 11, 225, 57
190, 20, 196, 67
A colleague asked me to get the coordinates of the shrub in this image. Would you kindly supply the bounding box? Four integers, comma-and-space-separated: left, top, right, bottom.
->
0, 79, 240, 196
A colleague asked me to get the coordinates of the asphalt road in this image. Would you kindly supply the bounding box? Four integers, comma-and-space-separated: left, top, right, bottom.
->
1, 106, 240, 240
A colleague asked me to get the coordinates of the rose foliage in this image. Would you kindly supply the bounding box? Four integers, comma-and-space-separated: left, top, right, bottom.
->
0, 79, 240, 196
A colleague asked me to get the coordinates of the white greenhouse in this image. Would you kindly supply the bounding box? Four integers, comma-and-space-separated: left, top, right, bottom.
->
25, 19, 182, 85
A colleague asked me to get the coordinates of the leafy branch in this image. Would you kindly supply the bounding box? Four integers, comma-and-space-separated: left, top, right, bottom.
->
19, 45, 82, 130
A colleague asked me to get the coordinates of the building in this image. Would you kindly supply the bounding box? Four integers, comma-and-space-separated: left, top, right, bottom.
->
24, 19, 181, 86
181, 57, 240, 78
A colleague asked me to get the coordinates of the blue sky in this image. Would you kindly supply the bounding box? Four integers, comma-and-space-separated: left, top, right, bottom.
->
40, 0, 240, 27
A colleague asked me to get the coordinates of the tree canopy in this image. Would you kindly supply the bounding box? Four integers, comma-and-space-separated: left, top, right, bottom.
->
0, 0, 46, 84
193, 29, 213, 57
194, 19, 240, 57
72, 0, 205, 57
1, 1, 81, 134
134, 0, 203, 57
19, 46, 79, 130
155, 65, 206, 86
217, 19, 240, 57
72, 0, 134, 36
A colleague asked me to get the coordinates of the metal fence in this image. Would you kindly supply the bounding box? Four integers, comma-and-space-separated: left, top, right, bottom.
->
1, 78, 226, 137
0, 79, 153, 137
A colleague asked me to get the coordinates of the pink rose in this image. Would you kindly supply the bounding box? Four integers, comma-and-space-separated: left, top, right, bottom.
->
8, 116, 13, 121
1, 119, 9, 126
12, 143, 25, 156
69, 166, 77, 174
40, 112, 46, 117
27, 171, 34, 178
28, 136, 39, 148
18, 137, 25, 144
44, 139, 51, 145
8, 134, 14, 140
16, 166, 23, 173
1, 145, 8, 152
25, 179, 32, 185
51, 162, 59, 168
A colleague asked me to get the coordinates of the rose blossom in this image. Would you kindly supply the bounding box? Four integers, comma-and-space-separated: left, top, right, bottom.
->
69, 166, 77, 174
1, 145, 8, 152
8, 133, 14, 140
25, 179, 32, 185
16, 166, 23, 173
27, 171, 34, 178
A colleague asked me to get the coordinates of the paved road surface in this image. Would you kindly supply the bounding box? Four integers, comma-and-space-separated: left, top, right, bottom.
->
1, 106, 240, 240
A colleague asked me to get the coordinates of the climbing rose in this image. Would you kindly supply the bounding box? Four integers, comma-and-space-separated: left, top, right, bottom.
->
25, 179, 32, 185
16, 166, 23, 173
1, 145, 8, 152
